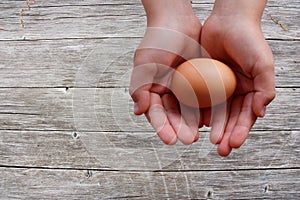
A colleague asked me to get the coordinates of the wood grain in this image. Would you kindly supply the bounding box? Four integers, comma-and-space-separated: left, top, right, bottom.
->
0, 39, 299, 88
0, 0, 299, 40
0, 130, 299, 170
1, 168, 299, 199
0, 0, 299, 199
0, 88, 298, 132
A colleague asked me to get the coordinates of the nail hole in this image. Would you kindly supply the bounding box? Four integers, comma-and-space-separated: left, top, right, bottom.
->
206, 190, 213, 198
264, 184, 269, 193
65, 87, 69, 91
86, 170, 92, 178
73, 132, 79, 139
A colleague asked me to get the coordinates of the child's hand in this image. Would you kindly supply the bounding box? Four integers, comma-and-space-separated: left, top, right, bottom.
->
131, 0, 275, 157
130, 0, 202, 145
200, 0, 276, 156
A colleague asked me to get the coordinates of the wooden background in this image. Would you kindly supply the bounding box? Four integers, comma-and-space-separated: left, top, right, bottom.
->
1, 0, 299, 199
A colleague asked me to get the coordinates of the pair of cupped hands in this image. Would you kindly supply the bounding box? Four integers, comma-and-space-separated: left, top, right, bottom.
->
129, 6, 275, 156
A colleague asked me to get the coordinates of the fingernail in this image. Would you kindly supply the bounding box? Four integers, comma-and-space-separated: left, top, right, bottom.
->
260, 106, 266, 117
134, 102, 139, 113
169, 135, 177, 145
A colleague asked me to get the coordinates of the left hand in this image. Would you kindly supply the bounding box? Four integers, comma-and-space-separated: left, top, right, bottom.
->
199, 13, 276, 156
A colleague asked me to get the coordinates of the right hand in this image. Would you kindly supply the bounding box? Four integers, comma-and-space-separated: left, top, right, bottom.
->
130, 14, 203, 145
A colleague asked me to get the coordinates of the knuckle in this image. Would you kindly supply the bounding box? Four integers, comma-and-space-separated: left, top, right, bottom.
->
128, 87, 135, 96
268, 90, 276, 101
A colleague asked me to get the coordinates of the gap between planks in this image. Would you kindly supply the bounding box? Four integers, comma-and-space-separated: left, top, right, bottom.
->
0, 164, 299, 173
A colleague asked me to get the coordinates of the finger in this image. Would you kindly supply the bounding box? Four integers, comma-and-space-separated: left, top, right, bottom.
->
252, 62, 276, 117
224, 96, 244, 133
210, 101, 230, 144
146, 93, 177, 145
131, 86, 151, 115
229, 93, 257, 148
217, 96, 243, 156
253, 90, 275, 117
218, 131, 232, 157
162, 93, 195, 145
129, 63, 157, 115
180, 103, 200, 142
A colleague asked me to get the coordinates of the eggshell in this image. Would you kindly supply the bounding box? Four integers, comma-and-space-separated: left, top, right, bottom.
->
171, 58, 237, 108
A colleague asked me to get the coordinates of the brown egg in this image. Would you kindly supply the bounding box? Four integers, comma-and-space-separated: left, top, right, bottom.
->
171, 58, 237, 108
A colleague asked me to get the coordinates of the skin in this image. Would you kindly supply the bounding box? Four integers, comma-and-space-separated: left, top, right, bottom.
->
130, 0, 276, 156
201, 0, 276, 156
130, 0, 202, 145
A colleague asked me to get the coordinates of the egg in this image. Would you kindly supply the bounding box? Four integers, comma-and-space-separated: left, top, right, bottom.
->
171, 58, 237, 108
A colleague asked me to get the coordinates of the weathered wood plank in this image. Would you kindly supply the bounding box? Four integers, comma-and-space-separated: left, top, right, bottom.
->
0, 1, 146, 40
0, 1, 299, 198
0, 88, 298, 132
0, 0, 141, 7
1, 168, 299, 199
0, 87, 297, 132
0, 39, 299, 88
0, 38, 139, 88
3, 0, 300, 7
193, 0, 300, 6
0, 1, 299, 40
0, 130, 298, 170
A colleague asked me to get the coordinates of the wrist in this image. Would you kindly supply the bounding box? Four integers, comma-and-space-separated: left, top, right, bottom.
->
142, 0, 195, 18
141, 0, 201, 37
142, 0, 197, 27
211, 0, 267, 23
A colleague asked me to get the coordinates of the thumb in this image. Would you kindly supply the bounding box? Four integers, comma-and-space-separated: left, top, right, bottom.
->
253, 90, 276, 118
131, 86, 151, 115
129, 63, 157, 115
252, 64, 276, 118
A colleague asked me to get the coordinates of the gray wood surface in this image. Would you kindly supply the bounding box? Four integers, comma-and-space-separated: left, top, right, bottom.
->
0, 88, 298, 131
1, 168, 299, 199
0, 0, 299, 199
0, 39, 299, 88
1, 130, 299, 170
